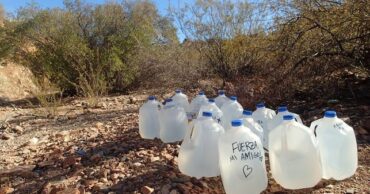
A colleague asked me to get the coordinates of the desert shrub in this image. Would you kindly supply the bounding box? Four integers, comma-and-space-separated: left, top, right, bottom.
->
4, 0, 178, 97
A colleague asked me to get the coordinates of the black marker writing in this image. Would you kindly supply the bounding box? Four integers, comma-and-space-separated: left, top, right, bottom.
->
243, 165, 253, 178
232, 141, 257, 153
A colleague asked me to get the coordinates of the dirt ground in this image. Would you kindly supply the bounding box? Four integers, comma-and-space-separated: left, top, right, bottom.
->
0, 92, 369, 194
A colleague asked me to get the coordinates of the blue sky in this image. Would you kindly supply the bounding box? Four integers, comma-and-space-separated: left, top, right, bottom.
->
0, 0, 193, 41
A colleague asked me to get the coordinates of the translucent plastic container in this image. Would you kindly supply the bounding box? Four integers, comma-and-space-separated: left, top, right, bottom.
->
139, 96, 161, 139
220, 96, 243, 130
269, 115, 322, 189
189, 91, 208, 118
265, 106, 303, 149
159, 99, 188, 143
215, 90, 230, 108
178, 112, 225, 178
219, 119, 268, 194
197, 99, 223, 123
310, 111, 357, 180
252, 103, 276, 129
172, 89, 190, 113
240, 110, 263, 143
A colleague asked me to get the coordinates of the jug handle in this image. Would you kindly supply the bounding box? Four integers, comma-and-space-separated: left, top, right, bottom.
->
184, 121, 196, 143
281, 124, 289, 152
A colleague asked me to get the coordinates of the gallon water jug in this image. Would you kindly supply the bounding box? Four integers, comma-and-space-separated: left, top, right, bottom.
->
269, 115, 322, 189
265, 106, 303, 149
172, 89, 190, 113
139, 96, 161, 139
197, 99, 223, 123
220, 96, 243, 130
159, 98, 188, 143
310, 111, 357, 180
218, 119, 268, 194
215, 90, 230, 108
252, 103, 276, 129
178, 112, 225, 178
189, 91, 208, 118
240, 110, 263, 142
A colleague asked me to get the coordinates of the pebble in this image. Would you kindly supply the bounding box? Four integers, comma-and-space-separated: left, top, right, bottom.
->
140, 186, 154, 194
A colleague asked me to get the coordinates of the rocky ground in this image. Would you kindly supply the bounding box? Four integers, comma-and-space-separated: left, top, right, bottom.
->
0, 92, 369, 194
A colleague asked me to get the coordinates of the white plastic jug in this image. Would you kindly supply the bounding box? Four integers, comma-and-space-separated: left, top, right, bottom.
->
310, 111, 357, 180
265, 106, 303, 149
218, 119, 268, 194
197, 99, 223, 123
139, 96, 161, 139
240, 110, 263, 143
215, 90, 230, 108
269, 115, 322, 189
172, 89, 190, 113
189, 91, 208, 118
178, 111, 225, 178
220, 96, 243, 130
252, 103, 276, 129
159, 98, 188, 143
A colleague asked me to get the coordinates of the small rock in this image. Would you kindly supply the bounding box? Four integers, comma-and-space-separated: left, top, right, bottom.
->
99, 178, 108, 183
62, 156, 80, 168
161, 184, 171, 194
1, 133, 13, 140
169, 190, 179, 194
140, 186, 154, 194
163, 153, 173, 160
90, 152, 103, 162
13, 126, 23, 134
0, 186, 14, 194
55, 188, 80, 194
95, 122, 104, 129
326, 184, 334, 189
150, 156, 160, 162
129, 97, 137, 104
345, 188, 355, 194
110, 173, 119, 181
28, 137, 39, 145
133, 162, 142, 167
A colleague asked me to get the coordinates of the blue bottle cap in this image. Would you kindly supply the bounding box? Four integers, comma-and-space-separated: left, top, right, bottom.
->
283, 115, 294, 120
278, 106, 288, 112
148, 96, 155, 100
199, 91, 205, 95
218, 90, 225, 95
202, 111, 212, 117
230, 96, 237, 101
231, 119, 243, 127
175, 89, 181, 94
324, 111, 337, 118
243, 110, 252, 116
209, 99, 215, 103
256, 103, 265, 108
165, 98, 173, 103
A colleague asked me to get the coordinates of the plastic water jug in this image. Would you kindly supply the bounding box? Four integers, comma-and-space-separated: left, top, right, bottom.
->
139, 96, 161, 139
197, 99, 223, 123
189, 91, 208, 118
178, 112, 225, 178
240, 110, 263, 142
159, 98, 188, 143
269, 115, 322, 189
218, 119, 268, 194
310, 111, 357, 180
265, 106, 303, 149
252, 103, 276, 129
220, 96, 243, 130
172, 89, 190, 113
215, 90, 230, 108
